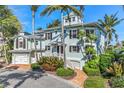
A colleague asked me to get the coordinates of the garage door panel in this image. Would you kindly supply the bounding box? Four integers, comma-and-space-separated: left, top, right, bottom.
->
14, 54, 29, 64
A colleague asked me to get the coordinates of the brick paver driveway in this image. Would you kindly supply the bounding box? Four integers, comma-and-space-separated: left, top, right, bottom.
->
0, 69, 76, 88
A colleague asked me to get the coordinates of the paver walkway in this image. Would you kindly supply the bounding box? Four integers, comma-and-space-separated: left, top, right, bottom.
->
70, 69, 88, 87
5, 64, 31, 71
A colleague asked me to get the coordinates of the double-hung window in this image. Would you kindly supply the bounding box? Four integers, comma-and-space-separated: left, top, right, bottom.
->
69, 46, 80, 53
69, 29, 79, 39
45, 33, 52, 40
86, 29, 95, 36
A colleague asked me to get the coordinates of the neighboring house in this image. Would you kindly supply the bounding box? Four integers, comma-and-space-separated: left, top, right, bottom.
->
10, 12, 105, 70
10, 32, 44, 64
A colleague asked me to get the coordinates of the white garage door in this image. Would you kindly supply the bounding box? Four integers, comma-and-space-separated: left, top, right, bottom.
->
14, 54, 29, 64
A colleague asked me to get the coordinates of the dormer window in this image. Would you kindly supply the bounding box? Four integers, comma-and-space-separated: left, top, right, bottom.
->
16, 37, 26, 49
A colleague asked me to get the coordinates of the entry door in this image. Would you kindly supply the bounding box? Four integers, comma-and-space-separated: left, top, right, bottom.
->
57, 46, 63, 54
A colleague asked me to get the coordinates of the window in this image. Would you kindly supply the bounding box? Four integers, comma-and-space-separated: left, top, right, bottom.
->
65, 19, 68, 23
19, 41, 23, 48
69, 46, 80, 53
72, 17, 75, 22
45, 46, 50, 51
16, 38, 26, 49
45, 33, 52, 40
31, 51, 35, 58
69, 29, 79, 39
55, 31, 57, 34
36, 41, 38, 45
86, 29, 94, 36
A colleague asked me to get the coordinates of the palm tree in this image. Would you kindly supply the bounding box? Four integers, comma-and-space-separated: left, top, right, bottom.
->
98, 13, 124, 50
30, 5, 40, 62
87, 34, 97, 46
52, 19, 61, 27
74, 5, 84, 21
41, 5, 81, 68
0, 6, 21, 64
47, 19, 61, 28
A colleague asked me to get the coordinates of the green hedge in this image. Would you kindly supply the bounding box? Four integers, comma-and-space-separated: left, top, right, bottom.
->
83, 65, 100, 76
84, 76, 105, 88
83, 58, 100, 76
111, 76, 124, 88
31, 63, 40, 70
56, 68, 74, 76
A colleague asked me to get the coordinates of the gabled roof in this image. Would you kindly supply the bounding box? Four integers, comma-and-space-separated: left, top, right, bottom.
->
13, 34, 44, 40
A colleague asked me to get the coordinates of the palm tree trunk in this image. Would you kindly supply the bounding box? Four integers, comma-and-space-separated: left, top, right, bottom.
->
32, 11, 38, 62
3, 41, 9, 64
61, 12, 66, 68
40, 33, 42, 56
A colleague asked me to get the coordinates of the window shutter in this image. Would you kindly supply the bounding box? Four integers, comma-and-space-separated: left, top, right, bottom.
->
69, 46, 71, 52
51, 33, 52, 40
16, 38, 18, 48
77, 46, 80, 52
77, 29, 79, 38
45, 33, 47, 40
45, 46, 47, 50
69, 30, 71, 39
23, 38, 25, 49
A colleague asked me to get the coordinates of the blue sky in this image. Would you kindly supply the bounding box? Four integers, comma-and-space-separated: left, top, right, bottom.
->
8, 5, 124, 44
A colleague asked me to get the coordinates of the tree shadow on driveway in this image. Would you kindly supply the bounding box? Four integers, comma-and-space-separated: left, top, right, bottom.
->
0, 69, 46, 88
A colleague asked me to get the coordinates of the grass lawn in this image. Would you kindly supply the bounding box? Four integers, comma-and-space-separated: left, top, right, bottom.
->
84, 76, 106, 88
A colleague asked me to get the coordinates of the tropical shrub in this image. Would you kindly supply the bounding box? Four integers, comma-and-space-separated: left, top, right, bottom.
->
99, 54, 113, 73
111, 76, 124, 88
106, 63, 123, 77
85, 47, 96, 60
31, 63, 40, 70
56, 68, 74, 76
87, 57, 99, 69
84, 76, 105, 88
38, 56, 64, 71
